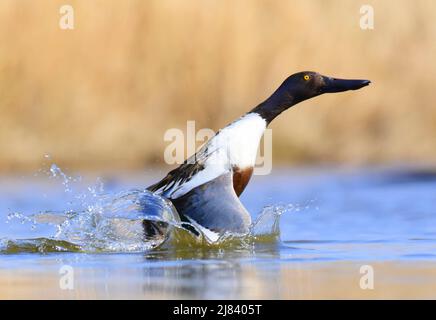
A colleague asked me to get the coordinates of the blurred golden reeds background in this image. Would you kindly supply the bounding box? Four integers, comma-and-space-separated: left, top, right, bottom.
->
0, 0, 435, 172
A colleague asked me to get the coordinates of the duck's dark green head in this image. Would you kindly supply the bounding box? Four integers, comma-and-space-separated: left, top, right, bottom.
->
252, 71, 370, 123
284, 71, 370, 100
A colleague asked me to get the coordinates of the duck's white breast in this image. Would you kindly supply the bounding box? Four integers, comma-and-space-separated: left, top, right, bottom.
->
213, 113, 267, 168
170, 113, 266, 198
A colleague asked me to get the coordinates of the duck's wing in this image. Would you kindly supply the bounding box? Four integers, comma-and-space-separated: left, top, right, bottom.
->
171, 171, 251, 238
147, 143, 214, 196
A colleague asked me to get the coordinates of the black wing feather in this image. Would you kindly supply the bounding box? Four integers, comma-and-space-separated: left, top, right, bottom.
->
147, 143, 215, 195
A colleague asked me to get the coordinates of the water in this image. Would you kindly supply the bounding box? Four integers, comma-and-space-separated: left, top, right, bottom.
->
1, 165, 436, 299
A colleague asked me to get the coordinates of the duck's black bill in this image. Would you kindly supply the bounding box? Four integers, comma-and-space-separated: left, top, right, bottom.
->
322, 77, 371, 93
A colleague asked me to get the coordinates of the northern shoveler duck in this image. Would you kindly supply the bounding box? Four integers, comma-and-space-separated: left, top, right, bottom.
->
147, 71, 370, 241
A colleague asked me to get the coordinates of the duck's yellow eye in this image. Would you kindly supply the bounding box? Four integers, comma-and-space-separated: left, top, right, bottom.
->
304, 75, 310, 81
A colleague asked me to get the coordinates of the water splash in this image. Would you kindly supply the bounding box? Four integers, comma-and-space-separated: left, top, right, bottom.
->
49, 164, 74, 193
1, 162, 306, 254
1, 201, 295, 254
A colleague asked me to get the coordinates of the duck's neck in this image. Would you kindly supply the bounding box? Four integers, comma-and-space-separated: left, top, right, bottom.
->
250, 87, 298, 124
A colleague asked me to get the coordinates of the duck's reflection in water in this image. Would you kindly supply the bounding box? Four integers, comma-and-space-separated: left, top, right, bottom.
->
139, 240, 281, 299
